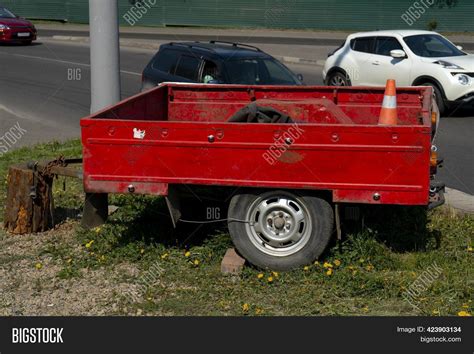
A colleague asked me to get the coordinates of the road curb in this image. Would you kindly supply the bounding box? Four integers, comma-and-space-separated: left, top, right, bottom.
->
445, 188, 474, 215
49, 35, 323, 66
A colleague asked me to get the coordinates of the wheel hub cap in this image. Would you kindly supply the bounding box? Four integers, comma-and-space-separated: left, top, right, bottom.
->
245, 193, 313, 257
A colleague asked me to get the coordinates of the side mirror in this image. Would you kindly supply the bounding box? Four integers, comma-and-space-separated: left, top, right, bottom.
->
456, 45, 463, 51
390, 49, 407, 59
296, 73, 304, 82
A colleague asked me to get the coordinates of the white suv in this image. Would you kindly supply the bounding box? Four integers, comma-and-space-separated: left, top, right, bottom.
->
323, 30, 474, 115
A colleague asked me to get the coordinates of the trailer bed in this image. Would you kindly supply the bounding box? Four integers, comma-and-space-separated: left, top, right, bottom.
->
81, 83, 436, 206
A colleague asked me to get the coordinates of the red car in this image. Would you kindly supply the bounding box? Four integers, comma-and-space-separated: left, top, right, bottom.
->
0, 7, 37, 44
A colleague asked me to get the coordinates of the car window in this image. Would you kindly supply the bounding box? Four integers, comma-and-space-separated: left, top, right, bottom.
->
226, 59, 261, 85
174, 55, 201, 81
350, 37, 375, 53
201, 60, 220, 83
375, 37, 403, 56
262, 59, 298, 84
404, 34, 466, 57
225, 58, 298, 85
152, 49, 180, 73
0, 7, 16, 18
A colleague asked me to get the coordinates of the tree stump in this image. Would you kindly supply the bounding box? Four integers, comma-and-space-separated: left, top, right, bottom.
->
4, 164, 54, 234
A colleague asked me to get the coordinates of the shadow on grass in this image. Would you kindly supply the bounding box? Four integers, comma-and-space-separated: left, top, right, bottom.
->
91, 194, 441, 258
105, 196, 229, 250
342, 205, 441, 252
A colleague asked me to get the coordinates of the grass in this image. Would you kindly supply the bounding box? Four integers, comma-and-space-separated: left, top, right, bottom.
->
1, 140, 473, 316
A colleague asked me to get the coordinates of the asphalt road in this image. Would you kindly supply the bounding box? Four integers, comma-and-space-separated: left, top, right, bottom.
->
0, 40, 472, 194
38, 28, 474, 50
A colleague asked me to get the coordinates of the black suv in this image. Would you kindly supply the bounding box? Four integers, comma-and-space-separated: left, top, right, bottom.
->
141, 41, 303, 91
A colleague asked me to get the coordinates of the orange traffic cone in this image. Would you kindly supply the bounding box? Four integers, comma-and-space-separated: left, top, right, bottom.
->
378, 79, 398, 125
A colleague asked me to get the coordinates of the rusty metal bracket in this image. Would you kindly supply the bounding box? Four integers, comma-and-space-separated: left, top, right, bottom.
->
27, 157, 83, 179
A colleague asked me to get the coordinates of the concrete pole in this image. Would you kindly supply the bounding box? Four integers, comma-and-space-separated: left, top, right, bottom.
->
82, 0, 121, 228
89, 0, 121, 112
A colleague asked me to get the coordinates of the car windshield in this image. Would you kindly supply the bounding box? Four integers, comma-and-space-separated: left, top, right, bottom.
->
225, 58, 299, 85
404, 34, 466, 58
0, 7, 16, 19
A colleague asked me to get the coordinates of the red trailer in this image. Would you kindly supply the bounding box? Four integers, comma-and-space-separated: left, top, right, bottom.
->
81, 83, 444, 270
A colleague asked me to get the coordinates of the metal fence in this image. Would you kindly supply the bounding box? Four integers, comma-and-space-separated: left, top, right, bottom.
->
2, 0, 472, 31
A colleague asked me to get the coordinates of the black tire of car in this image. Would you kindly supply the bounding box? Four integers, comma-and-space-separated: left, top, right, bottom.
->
327, 71, 351, 86
421, 82, 446, 116
23, 40, 32, 45
228, 190, 334, 271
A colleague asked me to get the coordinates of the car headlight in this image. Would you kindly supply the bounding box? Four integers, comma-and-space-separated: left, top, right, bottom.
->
0, 24, 10, 30
433, 60, 464, 70
457, 74, 470, 85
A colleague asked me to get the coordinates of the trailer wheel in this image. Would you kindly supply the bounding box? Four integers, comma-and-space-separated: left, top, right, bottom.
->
228, 190, 334, 271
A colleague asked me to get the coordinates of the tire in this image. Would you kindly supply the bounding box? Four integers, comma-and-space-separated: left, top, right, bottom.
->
228, 190, 334, 271
420, 82, 446, 116
327, 71, 351, 86
23, 40, 33, 45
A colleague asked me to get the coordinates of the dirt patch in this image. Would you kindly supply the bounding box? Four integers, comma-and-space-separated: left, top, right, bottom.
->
0, 222, 139, 316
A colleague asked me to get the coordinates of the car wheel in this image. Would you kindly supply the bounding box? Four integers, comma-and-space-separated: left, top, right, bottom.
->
23, 40, 33, 45
327, 71, 351, 86
228, 190, 334, 271
420, 82, 446, 116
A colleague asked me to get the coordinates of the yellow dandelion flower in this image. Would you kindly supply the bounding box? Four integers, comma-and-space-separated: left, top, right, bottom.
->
352, 270, 358, 276
314, 261, 320, 266
432, 310, 440, 315
35, 262, 43, 270
272, 271, 279, 278
267, 276, 274, 283
93, 227, 101, 234
67, 258, 73, 264
193, 259, 200, 266
468, 246, 473, 252
242, 303, 250, 312
161, 253, 169, 259
85, 240, 94, 248
140, 249, 145, 254
366, 264, 374, 271
184, 251, 191, 257
147, 297, 152, 301
457, 311, 471, 317
362, 306, 369, 312
303, 266, 310, 271
333, 259, 341, 267
100, 255, 106, 261
326, 268, 333, 276
323, 262, 333, 269
348, 265, 354, 270
255, 308, 264, 315
257, 273, 264, 279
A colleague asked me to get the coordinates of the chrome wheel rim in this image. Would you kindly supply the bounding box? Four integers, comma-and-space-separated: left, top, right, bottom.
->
245, 192, 312, 257
329, 75, 346, 86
